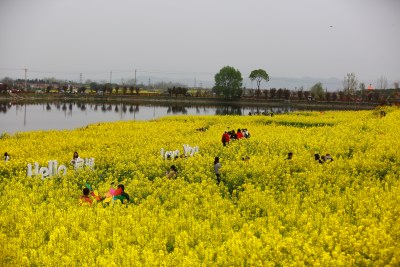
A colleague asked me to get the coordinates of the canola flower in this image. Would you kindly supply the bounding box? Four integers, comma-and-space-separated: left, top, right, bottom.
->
0, 108, 399, 266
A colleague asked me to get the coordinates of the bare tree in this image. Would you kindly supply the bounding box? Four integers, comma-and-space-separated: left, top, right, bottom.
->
332, 92, 338, 101
394, 82, 399, 90
277, 88, 283, 99
263, 90, 268, 99
343, 73, 358, 98
283, 89, 291, 100
248, 89, 254, 97
269, 88, 276, 99
359, 82, 366, 101
297, 89, 304, 100
255, 89, 262, 98
376, 75, 388, 89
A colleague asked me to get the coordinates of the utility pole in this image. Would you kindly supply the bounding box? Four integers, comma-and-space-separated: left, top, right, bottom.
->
134, 69, 137, 89
80, 73, 83, 87
24, 68, 27, 91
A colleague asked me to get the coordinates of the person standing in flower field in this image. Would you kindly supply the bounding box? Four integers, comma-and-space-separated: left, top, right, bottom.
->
4, 152, 10, 162
71, 151, 81, 165
243, 129, 250, 138
236, 129, 244, 139
230, 130, 236, 141
214, 157, 221, 184
222, 131, 230, 146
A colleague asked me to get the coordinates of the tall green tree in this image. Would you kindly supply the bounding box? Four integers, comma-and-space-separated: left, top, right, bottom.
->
249, 69, 269, 90
214, 66, 243, 98
310, 82, 325, 100
90, 82, 98, 93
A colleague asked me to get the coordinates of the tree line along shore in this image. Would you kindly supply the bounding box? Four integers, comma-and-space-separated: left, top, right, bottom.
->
0, 92, 381, 111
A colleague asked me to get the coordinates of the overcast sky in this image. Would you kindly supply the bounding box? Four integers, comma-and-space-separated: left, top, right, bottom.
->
0, 0, 399, 88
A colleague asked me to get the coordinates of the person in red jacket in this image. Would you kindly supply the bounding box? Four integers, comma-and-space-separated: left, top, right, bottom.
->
236, 129, 244, 139
222, 131, 230, 146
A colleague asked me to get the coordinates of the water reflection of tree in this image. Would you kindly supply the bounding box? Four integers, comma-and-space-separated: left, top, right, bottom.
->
129, 105, 139, 113
0, 103, 9, 113
62, 104, 67, 111
215, 106, 242, 115
167, 105, 188, 114
46, 103, 51, 111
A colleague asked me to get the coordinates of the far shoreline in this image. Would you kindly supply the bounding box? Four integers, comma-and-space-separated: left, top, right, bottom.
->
0, 93, 379, 110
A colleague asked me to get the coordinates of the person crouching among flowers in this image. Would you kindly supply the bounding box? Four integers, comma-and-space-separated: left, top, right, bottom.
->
103, 183, 130, 204
79, 188, 93, 206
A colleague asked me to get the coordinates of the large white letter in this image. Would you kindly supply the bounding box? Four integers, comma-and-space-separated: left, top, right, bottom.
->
39, 167, 49, 180
27, 164, 32, 177
85, 158, 95, 170
57, 165, 67, 176
183, 144, 189, 157
74, 158, 84, 170
48, 160, 54, 176
34, 162, 39, 176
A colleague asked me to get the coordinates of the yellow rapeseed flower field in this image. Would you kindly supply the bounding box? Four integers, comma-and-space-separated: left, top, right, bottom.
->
1, 108, 399, 266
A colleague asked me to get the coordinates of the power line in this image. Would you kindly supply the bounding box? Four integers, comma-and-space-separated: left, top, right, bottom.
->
0, 67, 214, 77
0, 67, 25, 71
137, 69, 214, 76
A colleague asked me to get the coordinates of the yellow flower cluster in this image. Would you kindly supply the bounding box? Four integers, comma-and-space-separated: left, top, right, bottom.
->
1, 108, 399, 266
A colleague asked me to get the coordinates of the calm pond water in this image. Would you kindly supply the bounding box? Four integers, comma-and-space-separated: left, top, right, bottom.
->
0, 101, 298, 134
